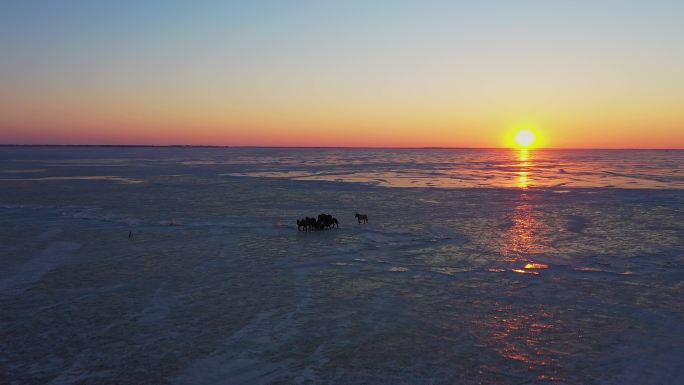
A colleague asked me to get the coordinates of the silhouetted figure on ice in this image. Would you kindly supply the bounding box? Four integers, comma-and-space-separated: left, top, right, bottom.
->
355, 213, 368, 223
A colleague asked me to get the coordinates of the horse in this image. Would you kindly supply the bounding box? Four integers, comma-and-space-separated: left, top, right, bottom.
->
355, 213, 368, 223
318, 213, 335, 229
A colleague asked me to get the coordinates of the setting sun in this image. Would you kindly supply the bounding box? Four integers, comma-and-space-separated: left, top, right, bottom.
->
515, 130, 536, 148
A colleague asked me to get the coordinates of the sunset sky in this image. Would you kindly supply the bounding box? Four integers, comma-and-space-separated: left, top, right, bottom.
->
1, 0, 683, 148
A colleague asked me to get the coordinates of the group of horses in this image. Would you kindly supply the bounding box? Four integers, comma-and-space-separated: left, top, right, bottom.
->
296, 212, 369, 231
297, 213, 339, 231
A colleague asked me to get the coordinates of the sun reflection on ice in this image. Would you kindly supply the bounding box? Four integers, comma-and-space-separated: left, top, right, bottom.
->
503, 193, 538, 261
512, 268, 539, 275
502, 148, 550, 264
479, 304, 564, 382
487, 151, 564, 381
517, 149, 531, 189
524, 263, 549, 269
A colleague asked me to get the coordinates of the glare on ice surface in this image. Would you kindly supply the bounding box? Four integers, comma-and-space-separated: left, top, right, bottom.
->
1, 147, 683, 385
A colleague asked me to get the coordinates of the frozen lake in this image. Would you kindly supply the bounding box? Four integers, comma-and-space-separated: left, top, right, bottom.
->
1, 147, 683, 384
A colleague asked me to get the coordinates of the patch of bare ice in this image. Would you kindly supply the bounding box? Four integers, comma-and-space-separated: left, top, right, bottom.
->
0, 241, 81, 294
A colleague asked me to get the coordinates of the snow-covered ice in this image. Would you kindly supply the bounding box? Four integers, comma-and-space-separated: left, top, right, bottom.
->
1, 147, 683, 384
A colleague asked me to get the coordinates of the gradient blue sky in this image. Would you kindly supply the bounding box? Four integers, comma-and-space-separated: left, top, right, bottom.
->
1, 0, 683, 147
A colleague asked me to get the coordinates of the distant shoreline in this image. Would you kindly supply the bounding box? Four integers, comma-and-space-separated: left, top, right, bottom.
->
0, 144, 682, 151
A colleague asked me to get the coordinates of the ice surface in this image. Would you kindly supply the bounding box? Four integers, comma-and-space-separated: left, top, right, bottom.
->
0, 147, 683, 384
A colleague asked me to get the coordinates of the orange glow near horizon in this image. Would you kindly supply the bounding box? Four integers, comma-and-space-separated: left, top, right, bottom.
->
1, 83, 682, 148
2, 114, 682, 148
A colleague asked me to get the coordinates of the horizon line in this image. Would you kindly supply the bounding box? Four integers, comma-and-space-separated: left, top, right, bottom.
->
1, 144, 683, 151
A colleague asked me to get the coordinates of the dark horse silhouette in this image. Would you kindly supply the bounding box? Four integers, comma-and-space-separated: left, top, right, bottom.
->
318, 213, 339, 229
355, 213, 368, 223
297, 213, 339, 231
